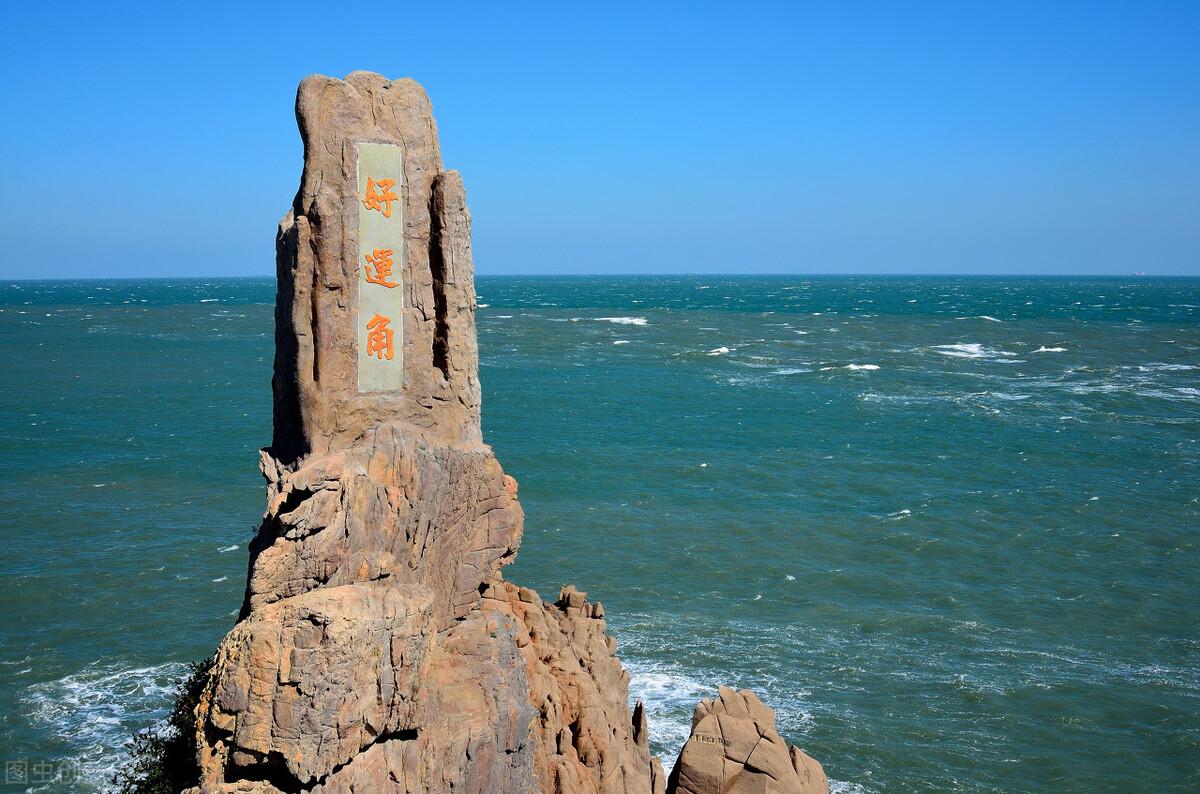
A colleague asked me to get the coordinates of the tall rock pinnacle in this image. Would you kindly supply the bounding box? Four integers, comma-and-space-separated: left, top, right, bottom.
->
269, 72, 483, 462
188, 72, 663, 793
185, 71, 825, 794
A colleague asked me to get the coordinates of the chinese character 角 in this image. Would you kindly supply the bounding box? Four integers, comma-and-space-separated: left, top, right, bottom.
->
363, 177, 398, 218
364, 249, 399, 288
366, 314, 394, 361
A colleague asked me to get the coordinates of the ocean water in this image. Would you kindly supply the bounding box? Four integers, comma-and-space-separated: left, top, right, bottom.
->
0, 275, 1196, 792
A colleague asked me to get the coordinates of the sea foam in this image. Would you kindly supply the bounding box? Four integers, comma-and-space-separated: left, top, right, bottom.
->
23, 661, 188, 790
931, 343, 1016, 360
595, 317, 648, 326
1137, 362, 1197, 372
622, 658, 718, 758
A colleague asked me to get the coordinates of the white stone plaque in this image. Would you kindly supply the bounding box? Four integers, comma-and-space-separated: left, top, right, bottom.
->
356, 142, 405, 391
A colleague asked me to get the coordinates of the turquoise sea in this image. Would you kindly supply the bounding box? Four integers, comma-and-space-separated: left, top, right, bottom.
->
0, 276, 1197, 792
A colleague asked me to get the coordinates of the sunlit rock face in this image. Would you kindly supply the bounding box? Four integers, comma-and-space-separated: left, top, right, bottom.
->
665, 687, 828, 794
187, 72, 663, 794
187, 71, 822, 794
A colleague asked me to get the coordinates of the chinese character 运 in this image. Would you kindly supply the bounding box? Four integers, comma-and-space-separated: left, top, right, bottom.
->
364, 248, 399, 288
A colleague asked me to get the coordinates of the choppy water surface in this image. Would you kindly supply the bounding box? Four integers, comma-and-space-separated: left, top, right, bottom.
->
0, 276, 1196, 792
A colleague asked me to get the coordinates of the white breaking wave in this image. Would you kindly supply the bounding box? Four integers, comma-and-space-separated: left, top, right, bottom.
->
1033, 346, 1067, 353
621, 657, 854, 789
977, 315, 1004, 322
594, 317, 648, 326
707, 347, 731, 356
1137, 362, 1197, 372
217, 544, 239, 553
931, 343, 1016, 360
613, 340, 630, 345
22, 660, 189, 791
622, 659, 716, 758
822, 364, 879, 371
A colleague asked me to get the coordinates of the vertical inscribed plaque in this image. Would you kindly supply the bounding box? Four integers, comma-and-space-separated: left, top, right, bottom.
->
356, 142, 405, 391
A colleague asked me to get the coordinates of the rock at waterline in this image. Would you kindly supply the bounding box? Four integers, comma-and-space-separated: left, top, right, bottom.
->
667, 687, 829, 794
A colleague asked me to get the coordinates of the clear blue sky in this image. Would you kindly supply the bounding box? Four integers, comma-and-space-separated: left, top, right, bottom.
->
1, 1, 1197, 278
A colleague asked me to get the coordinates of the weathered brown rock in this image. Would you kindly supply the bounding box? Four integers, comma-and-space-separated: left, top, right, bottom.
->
665, 688, 828, 794
480, 583, 667, 794
187, 70, 824, 794
187, 72, 662, 794
269, 72, 483, 462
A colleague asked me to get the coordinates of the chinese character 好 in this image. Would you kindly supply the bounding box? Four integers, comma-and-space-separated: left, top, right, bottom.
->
363, 177, 398, 218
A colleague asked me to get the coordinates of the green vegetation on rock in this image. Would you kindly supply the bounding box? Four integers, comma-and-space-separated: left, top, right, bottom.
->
112, 658, 210, 794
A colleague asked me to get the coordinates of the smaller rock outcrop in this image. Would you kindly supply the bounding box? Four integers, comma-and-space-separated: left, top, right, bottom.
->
666, 688, 828, 794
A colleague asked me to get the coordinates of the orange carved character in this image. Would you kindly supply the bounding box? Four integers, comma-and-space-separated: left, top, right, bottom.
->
363, 248, 399, 288
365, 314, 395, 361
363, 177, 398, 218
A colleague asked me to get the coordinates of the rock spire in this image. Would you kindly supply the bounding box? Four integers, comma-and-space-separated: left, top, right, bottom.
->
185, 71, 826, 794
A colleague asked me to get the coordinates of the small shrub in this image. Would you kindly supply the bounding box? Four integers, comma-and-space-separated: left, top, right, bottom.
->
111, 657, 211, 794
